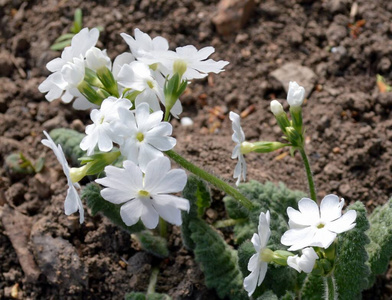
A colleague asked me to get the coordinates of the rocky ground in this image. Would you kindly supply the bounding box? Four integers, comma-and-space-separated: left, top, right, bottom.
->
1, 0, 392, 299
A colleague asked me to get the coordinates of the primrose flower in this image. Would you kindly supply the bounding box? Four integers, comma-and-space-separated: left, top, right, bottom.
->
95, 157, 189, 229
281, 195, 357, 251
38, 28, 99, 109
287, 247, 318, 273
121, 28, 169, 62
155, 45, 229, 80
41, 131, 84, 223
116, 103, 176, 172
287, 81, 305, 107
229, 111, 247, 186
244, 211, 271, 297
80, 97, 132, 155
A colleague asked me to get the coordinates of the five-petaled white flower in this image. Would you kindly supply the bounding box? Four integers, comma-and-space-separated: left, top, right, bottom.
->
287, 247, 318, 273
41, 131, 84, 223
229, 111, 247, 186
281, 195, 357, 251
153, 45, 229, 80
38, 28, 99, 109
116, 102, 176, 172
80, 97, 132, 155
244, 211, 271, 297
95, 157, 189, 229
287, 81, 305, 107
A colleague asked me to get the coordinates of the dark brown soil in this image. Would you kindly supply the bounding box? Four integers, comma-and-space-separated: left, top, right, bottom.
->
1, 0, 392, 299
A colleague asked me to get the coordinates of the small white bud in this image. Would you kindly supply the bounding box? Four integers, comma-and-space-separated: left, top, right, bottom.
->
270, 100, 284, 116
287, 81, 305, 107
86, 47, 111, 71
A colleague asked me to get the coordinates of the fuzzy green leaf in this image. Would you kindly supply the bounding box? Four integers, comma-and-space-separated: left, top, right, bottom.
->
82, 183, 144, 234
255, 290, 279, 300
135, 230, 169, 258
224, 181, 304, 245
366, 197, 392, 286
49, 128, 86, 165
124, 292, 172, 300
189, 218, 248, 300
334, 201, 370, 299
299, 273, 324, 300
181, 176, 211, 250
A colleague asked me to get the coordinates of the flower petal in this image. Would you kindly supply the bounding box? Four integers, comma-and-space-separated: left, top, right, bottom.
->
120, 199, 143, 226
281, 226, 316, 251
320, 194, 344, 222
325, 210, 357, 234
298, 198, 320, 224
140, 201, 159, 229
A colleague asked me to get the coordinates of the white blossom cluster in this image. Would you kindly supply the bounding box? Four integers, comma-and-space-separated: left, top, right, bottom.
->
40, 28, 229, 228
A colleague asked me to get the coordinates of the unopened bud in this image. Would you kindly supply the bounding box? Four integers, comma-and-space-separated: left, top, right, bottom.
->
270, 100, 284, 116
287, 81, 305, 107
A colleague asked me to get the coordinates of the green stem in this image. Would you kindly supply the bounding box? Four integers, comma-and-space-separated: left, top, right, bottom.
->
324, 275, 337, 300
159, 217, 167, 238
165, 150, 253, 210
147, 266, 159, 295
299, 147, 317, 202
213, 218, 247, 228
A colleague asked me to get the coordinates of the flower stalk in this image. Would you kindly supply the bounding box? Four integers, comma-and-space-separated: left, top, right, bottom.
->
324, 275, 337, 300
164, 149, 253, 210
299, 147, 317, 202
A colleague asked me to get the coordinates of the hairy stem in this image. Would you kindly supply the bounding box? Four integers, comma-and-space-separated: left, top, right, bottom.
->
299, 147, 317, 202
147, 267, 159, 295
324, 275, 337, 300
159, 217, 167, 238
165, 149, 253, 210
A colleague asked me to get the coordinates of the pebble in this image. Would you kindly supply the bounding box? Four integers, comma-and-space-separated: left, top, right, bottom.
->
180, 117, 194, 127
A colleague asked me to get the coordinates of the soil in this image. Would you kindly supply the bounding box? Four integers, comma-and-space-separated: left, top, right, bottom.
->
1, 0, 392, 299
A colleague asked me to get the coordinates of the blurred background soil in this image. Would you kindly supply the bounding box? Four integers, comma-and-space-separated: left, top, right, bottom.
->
0, 0, 391, 298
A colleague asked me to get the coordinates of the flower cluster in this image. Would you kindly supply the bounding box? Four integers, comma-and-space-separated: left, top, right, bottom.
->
40, 28, 229, 228
243, 196, 357, 296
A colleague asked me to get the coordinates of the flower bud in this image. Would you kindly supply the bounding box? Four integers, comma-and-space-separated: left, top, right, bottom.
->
270, 100, 284, 116
86, 47, 111, 71
287, 81, 305, 107
70, 164, 88, 183
61, 58, 85, 87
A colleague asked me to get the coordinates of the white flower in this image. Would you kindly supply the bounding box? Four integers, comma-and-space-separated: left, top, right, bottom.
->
270, 100, 284, 116
95, 157, 189, 229
80, 97, 132, 155
116, 103, 176, 172
38, 28, 99, 109
121, 28, 169, 62
229, 111, 247, 186
287, 81, 305, 107
154, 45, 229, 80
117, 61, 183, 118
244, 211, 271, 297
85, 47, 111, 71
287, 247, 318, 273
41, 131, 84, 223
281, 195, 357, 251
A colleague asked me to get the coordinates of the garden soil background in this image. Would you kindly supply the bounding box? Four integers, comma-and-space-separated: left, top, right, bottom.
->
1, 0, 392, 299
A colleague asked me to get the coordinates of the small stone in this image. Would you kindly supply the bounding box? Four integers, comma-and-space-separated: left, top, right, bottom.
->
180, 117, 194, 127
206, 208, 218, 220
70, 119, 85, 132
339, 183, 351, 195
212, 0, 256, 36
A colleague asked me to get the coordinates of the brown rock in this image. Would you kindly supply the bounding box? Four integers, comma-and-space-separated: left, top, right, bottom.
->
212, 0, 256, 36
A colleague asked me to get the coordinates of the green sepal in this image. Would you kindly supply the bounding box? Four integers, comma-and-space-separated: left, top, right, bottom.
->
84, 68, 104, 88
289, 106, 303, 134
96, 66, 119, 97
78, 150, 122, 176
274, 111, 291, 134
134, 230, 169, 258
251, 141, 290, 153
78, 81, 105, 105
82, 183, 144, 234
